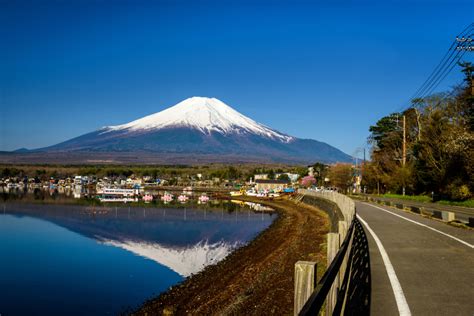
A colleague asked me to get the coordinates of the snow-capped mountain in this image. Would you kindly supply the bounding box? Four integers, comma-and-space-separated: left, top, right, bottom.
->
104, 97, 293, 143
19, 97, 352, 164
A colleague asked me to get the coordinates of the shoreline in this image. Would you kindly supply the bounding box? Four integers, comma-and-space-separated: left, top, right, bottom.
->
134, 196, 329, 315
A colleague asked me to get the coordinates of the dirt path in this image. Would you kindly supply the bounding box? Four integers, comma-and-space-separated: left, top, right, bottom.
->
134, 197, 329, 316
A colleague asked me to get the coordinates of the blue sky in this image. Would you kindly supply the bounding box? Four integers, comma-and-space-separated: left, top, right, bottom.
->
1, 0, 473, 156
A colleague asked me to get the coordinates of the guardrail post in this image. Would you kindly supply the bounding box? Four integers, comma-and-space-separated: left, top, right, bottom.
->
294, 261, 317, 315
327, 232, 340, 315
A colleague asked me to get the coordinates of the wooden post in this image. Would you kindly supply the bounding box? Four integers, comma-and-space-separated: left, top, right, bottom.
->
294, 261, 317, 315
402, 114, 406, 196
326, 232, 340, 315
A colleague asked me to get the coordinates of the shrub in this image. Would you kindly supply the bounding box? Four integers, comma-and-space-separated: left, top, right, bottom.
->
447, 183, 471, 201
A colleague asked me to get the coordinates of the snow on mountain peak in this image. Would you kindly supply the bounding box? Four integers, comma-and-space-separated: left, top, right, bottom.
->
104, 97, 293, 142
101, 238, 239, 277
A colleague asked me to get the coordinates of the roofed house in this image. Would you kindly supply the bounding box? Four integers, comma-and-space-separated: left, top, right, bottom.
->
255, 179, 290, 192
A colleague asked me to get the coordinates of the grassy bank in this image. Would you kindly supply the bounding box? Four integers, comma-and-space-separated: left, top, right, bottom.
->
382, 193, 474, 208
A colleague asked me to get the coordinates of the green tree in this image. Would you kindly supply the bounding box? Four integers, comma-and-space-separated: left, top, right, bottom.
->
267, 169, 275, 180
277, 173, 291, 182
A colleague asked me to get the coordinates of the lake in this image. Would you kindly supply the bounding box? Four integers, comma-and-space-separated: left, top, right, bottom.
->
0, 201, 274, 315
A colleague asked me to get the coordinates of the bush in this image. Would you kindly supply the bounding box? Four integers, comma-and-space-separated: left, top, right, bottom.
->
447, 184, 471, 201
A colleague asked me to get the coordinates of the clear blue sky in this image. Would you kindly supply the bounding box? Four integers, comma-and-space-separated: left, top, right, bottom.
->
1, 0, 473, 156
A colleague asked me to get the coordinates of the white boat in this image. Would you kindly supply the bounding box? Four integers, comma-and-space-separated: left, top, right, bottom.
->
99, 188, 138, 203
246, 189, 258, 197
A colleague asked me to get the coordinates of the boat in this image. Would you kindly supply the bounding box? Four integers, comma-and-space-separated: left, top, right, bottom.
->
99, 188, 137, 203
161, 192, 174, 203
245, 189, 258, 197
230, 191, 243, 197
178, 194, 189, 203
143, 193, 153, 203
198, 193, 210, 203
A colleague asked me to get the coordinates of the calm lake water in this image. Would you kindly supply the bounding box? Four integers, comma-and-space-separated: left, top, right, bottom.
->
0, 201, 274, 315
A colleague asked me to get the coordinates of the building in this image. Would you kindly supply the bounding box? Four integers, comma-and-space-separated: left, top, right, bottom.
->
254, 174, 269, 180
255, 179, 290, 192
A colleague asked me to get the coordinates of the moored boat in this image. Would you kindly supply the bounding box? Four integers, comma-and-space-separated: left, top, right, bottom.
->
99, 188, 138, 203
161, 192, 174, 203
198, 193, 210, 203
178, 194, 189, 203
143, 193, 153, 203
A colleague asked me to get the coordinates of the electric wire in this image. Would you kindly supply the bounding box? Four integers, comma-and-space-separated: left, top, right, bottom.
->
409, 23, 474, 101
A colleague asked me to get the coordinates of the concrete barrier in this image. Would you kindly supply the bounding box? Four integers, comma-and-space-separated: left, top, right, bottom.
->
420, 207, 430, 216
297, 189, 355, 315
441, 211, 455, 222
410, 206, 421, 214
365, 197, 466, 224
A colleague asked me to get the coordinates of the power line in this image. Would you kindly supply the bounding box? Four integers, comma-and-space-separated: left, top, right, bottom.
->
394, 23, 473, 113
408, 23, 474, 101
363, 23, 473, 157
419, 41, 471, 99
417, 32, 473, 100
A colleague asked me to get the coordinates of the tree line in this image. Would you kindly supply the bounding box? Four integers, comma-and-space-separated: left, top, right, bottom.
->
362, 62, 473, 201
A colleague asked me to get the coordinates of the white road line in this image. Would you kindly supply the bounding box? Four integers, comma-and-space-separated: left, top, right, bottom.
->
362, 202, 474, 249
357, 214, 412, 316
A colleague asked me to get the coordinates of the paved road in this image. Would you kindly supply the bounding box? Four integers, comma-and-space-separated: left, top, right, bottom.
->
355, 201, 474, 316
364, 195, 474, 223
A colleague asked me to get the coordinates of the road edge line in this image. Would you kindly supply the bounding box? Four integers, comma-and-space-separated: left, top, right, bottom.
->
357, 214, 412, 316
362, 202, 474, 249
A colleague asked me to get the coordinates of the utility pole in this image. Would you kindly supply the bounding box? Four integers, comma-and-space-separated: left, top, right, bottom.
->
362, 148, 366, 194
402, 115, 406, 196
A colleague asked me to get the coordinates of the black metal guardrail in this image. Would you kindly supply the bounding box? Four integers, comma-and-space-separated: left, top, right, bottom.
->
299, 217, 356, 315
295, 190, 367, 315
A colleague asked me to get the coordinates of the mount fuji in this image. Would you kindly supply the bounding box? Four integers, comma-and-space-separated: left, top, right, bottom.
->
9, 97, 351, 164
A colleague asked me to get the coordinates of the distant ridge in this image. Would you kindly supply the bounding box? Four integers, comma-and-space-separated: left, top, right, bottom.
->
1, 97, 352, 164
13, 148, 30, 153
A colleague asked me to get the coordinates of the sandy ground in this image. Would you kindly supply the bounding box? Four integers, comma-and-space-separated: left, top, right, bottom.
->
134, 197, 329, 316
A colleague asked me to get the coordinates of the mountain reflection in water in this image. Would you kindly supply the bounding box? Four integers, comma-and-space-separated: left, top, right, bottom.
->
101, 239, 240, 277
0, 201, 274, 316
